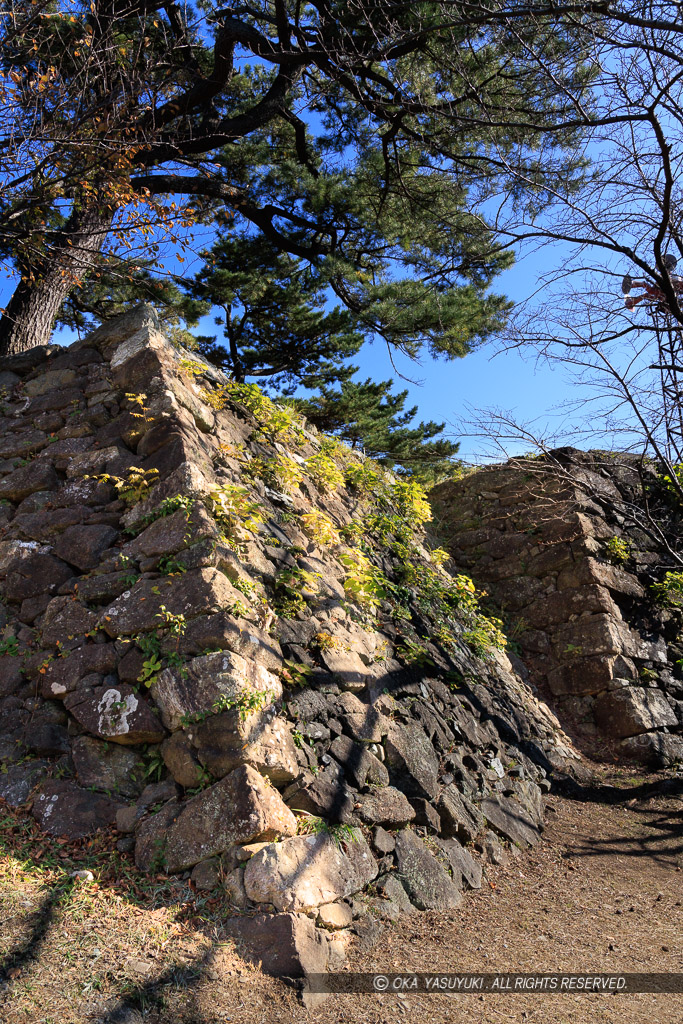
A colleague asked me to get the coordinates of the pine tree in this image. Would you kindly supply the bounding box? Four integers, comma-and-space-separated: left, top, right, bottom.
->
0, 1, 589, 356
179, 234, 364, 393
295, 378, 461, 482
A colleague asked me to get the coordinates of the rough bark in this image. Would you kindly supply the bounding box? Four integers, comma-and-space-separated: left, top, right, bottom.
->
0, 205, 112, 357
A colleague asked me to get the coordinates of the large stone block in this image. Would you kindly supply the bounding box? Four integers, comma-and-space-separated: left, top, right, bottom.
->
85, 303, 161, 358
546, 655, 616, 696
384, 720, 440, 799
552, 613, 630, 658
98, 567, 236, 636
188, 706, 299, 786
161, 764, 297, 872
524, 585, 618, 630
0, 427, 49, 460
51, 524, 117, 571
24, 368, 78, 397
243, 831, 377, 912
393, 830, 463, 910
437, 785, 486, 843
40, 596, 99, 646
0, 460, 58, 503
122, 503, 219, 561
331, 691, 390, 742
71, 735, 143, 798
355, 786, 415, 827
178, 611, 283, 672
32, 780, 123, 839
151, 650, 282, 732
479, 794, 542, 848
41, 642, 117, 699
226, 912, 330, 979
161, 731, 205, 788
65, 684, 165, 745
285, 761, 358, 823
619, 731, 683, 766
556, 557, 645, 598
328, 734, 389, 788
320, 648, 368, 692
593, 687, 678, 738
435, 838, 482, 890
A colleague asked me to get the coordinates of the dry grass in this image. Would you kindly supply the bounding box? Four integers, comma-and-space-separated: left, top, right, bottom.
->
0, 764, 681, 1024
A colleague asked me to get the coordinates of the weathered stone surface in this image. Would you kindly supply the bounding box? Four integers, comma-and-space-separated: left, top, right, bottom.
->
320, 648, 368, 692
317, 902, 353, 930
619, 730, 683, 767
524, 585, 619, 630
557, 557, 645, 597
63, 571, 129, 604
328, 734, 389, 788
65, 445, 124, 480
437, 785, 486, 843
98, 568, 237, 636
546, 655, 616, 697
0, 655, 23, 697
134, 799, 182, 872
373, 872, 416, 917
384, 720, 440, 799
32, 780, 122, 839
226, 912, 330, 979
0, 760, 47, 806
0, 427, 49, 460
161, 764, 297, 872
24, 368, 78, 396
179, 612, 283, 671
71, 736, 143, 798
393, 830, 463, 910
3, 550, 73, 602
24, 720, 70, 756
285, 761, 357, 823
52, 524, 118, 571
0, 460, 58, 502
122, 503, 219, 560
435, 838, 483, 889
235, 840, 272, 862
552, 613, 627, 658
479, 794, 542, 848
65, 684, 165, 745
151, 650, 282, 732
372, 826, 396, 855
190, 857, 221, 891
188, 707, 299, 786
40, 597, 99, 646
594, 687, 678, 738
161, 731, 205, 788
410, 797, 441, 832
223, 866, 250, 909
12, 507, 84, 542
41, 642, 117, 699
243, 831, 377, 912
356, 786, 415, 827
332, 692, 390, 743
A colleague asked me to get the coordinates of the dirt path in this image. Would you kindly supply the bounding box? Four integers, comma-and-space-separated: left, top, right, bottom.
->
1, 766, 682, 1024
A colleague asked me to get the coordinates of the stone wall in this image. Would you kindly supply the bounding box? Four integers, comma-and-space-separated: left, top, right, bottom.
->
0, 308, 578, 990
431, 450, 683, 767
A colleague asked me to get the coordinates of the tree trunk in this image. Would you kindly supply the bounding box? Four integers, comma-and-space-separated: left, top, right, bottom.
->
0, 205, 113, 358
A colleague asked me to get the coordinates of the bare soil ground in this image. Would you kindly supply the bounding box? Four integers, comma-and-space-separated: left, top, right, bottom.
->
1, 763, 681, 1024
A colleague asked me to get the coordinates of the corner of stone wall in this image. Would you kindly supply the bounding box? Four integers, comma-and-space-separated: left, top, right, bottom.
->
431, 455, 683, 767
